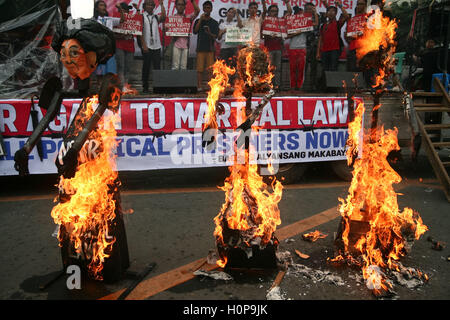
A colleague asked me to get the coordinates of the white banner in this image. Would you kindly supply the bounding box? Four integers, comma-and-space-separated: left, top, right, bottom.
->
1, 128, 352, 175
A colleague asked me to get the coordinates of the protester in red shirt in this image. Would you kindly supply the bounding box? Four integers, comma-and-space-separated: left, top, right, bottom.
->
316, 0, 349, 72
345, 0, 367, 72
262, 0, 292, 91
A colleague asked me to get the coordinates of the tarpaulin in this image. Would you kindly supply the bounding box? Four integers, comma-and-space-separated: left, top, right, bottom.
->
0, 96, 363, 175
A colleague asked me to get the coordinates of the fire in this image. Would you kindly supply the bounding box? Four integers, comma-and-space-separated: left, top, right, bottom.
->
214, 154, 283, 268
333, 7, 428, 295
51, 95, 121, 280
236, 46, 274, 91
302, 230, 328, 242
356, 8, 397, 88
334, 91, 428, 295
121, 83, 139, 96
206, 47, 281, 268
204, 60, 235, 132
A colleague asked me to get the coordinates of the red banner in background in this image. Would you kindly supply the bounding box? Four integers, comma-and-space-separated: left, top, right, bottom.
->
0, 96, 360, 137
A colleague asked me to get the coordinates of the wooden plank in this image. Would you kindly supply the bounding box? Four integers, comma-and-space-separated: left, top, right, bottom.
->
433, 77, 450, 108
415, 107, 450, 112
414, 103, 444, 108
423, 123, 450, 130
100, 258, 211, 300
269, 266, 287, 290
411, 92, 442, 97
432, 142, 450, 148
417, 116, 450, 202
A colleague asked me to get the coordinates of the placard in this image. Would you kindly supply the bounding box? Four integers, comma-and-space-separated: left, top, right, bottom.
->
286, 13, 313, 34
262, 17, 287, 38
165, 16, 191, 37
347, 14, 366, 37
112, 12, 143, 36
225, 27, 252, 44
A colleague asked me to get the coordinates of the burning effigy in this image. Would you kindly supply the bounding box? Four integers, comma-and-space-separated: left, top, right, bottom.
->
331, 8, 428, 296
203, 46, 283, 269
14, 17, 129, 282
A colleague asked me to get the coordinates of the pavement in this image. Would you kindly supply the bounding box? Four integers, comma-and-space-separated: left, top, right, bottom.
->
0, 148, 449, 301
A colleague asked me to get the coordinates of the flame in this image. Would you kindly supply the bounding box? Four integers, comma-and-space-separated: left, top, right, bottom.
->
333, 10, 428, 293
51, 95, 121, 280
334, 102, 428, 294
302, 230, 328, 242
237, 46, 274, 91
214, 153, 283, 267
204, 60, 235, 131
122, 83, 138, 96
356, 9, 397, 88
210, 47, 280, 268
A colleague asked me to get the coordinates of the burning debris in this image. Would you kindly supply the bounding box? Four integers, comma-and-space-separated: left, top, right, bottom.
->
277, 250, 345, 286
203, 46, 282, 270
294, 249, 310, 260
193, 269, 233, 281
302, 230, 328, 242
427, 236, 446, 251
331, 6, 429, 297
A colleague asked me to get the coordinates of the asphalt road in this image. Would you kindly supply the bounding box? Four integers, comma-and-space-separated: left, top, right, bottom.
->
0, 148, 449, 301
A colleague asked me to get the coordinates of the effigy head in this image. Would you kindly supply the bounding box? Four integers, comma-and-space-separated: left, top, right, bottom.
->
236, 45, 273, 92
52, 18, 116, 80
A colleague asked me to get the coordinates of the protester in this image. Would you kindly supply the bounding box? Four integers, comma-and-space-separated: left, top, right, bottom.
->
303, 2, 319, 91
141, 0, 166, 93
419, 39, 440, 92
287, 3, 318, 91
114, 2, 136, 89
171, 0, 200, 70
345, 0, 367, 72
316, 0, 349, 73
262, 0, 292, 91
242, 1, 267, 46
94, 0, 122, 83
193, 1, 219, 91
218, 7, 242, 72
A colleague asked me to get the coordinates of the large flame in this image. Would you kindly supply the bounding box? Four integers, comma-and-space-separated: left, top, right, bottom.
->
333, 7, 428, 294
51, 96, 121, 280
334, 94, 428, 295
356, 8, 397, 88
214, 158, 283, 267
204, 60, 235, 131
206, 47, 281, 268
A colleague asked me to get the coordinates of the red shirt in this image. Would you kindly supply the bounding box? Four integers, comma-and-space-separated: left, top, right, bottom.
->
349, 39, 360, 51
265, 37, 283, 51
116, 38, 135, 52
320, 20, 341, 52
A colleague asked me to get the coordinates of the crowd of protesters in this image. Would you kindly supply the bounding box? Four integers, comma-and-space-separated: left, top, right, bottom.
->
87, 0, 395, 94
